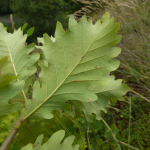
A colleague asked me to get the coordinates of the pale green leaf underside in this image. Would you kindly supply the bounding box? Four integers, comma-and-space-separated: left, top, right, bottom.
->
0, 56, 24, 104
0, 22, 40, 80
0, 56, 24, 116
22, 12, 122, 120
0, 103, 23, 115
0, 21, 39, 116
70, 75, 130, 122
0, 80, 24, 104
21, 130, 79, 150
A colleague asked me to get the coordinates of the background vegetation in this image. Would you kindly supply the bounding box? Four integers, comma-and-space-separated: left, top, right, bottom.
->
0, 0, 150, 149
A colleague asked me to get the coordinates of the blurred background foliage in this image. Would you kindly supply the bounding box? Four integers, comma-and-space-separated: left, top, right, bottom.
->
0, 0, 150, 149
9, 0, 81, 39
0, 0, 11, 14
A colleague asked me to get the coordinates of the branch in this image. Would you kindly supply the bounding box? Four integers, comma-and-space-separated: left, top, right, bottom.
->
0, 116, 23, 150
10, 14, 16, 31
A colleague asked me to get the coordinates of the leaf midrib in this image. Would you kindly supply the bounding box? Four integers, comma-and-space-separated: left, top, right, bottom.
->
3, 35, 18, 77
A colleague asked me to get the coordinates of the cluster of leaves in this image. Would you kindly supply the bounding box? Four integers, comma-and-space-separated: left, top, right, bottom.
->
0, 12, 129, 149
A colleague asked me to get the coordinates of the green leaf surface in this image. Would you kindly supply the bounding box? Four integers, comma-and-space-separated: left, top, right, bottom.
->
0, 22, 40, 80
70, 76, 129, 122
22, 12, 122, 120
27, 27, 34, 37
74, 132, 87, 150
0, 103, 23, 116
0, 21, 39, 116
22, 23, 28, 31
0, 56, 18, 89
17, 111, 77, 145
0, 80, 24, 105
37, 37, 44, 45
17, 110, 86, 149
21, 130, 79, 150
0, 56, 24, 116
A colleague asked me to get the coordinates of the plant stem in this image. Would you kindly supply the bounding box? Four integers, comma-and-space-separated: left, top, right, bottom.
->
128, 97, 131, 150
119, 141, 140, 150
101, 118, 122, 150
72, 108, 85, 150
52, 112, 71, 136
137, 137, 143, 150
87, 126, 92, 150
0, 116, 23, 150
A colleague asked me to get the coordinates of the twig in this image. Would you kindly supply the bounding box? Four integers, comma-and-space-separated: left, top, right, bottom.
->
10, 14, 16, 31
0, 116, 23, 150
101, 118, 122, 150
119, 141, 140, 150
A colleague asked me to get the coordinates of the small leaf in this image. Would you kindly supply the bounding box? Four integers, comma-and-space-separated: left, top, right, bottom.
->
22, 23, 28, 31
27, 27, 34, 37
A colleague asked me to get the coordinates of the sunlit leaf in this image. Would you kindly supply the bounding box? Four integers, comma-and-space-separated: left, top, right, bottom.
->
22, 12, 123, 121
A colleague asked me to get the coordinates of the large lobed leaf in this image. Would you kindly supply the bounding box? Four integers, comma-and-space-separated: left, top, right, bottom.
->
0, 12, 130, 148
22, 12, 123, 120
17, 76, 129, 146
0, 21, 40, 115
21, 130, 79, 150
70, 75, 129, 122
0, 23, 40, 80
